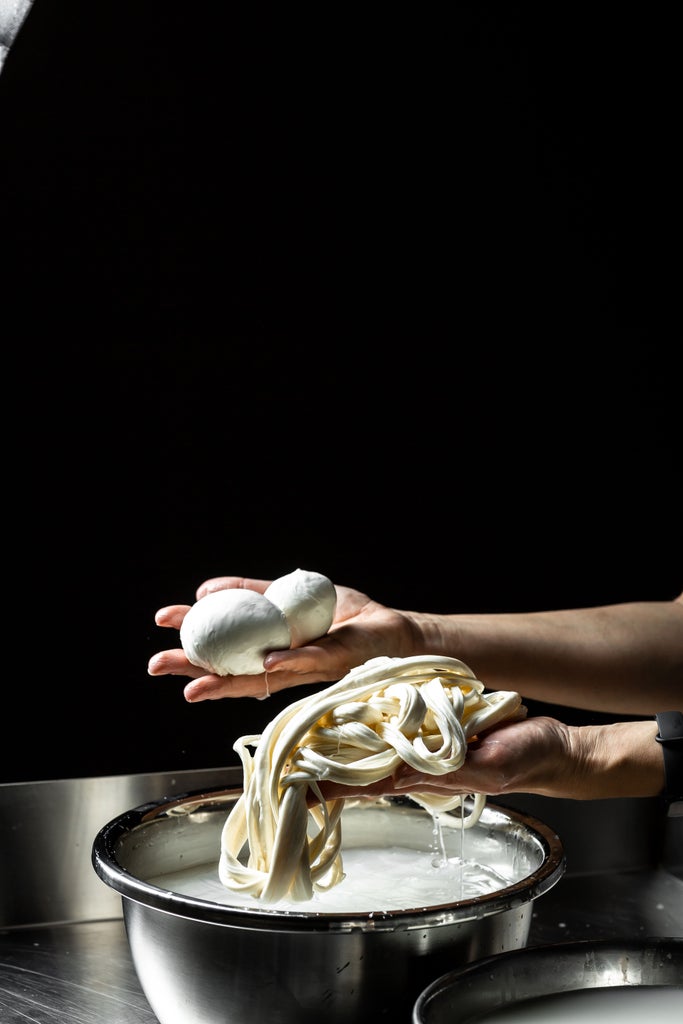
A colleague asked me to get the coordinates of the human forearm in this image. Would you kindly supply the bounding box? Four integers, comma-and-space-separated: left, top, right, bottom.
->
149, 579, 681, 709
409, 598, 683, 714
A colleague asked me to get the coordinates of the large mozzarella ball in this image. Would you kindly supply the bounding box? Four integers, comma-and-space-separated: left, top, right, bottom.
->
265, 568, 337, 648
180, 589, 291, 676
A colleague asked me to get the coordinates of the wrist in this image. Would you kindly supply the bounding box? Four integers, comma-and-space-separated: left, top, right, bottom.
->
404, 610, 454, 659
583, 720, 664, 799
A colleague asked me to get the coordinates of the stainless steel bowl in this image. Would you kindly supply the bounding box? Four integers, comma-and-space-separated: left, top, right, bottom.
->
92, 786, 565, 1024
412, 937, 683, 1022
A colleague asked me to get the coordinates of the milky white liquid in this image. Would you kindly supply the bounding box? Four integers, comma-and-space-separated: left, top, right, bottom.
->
143, 803, 540, 913
147, 845, 513, 913
480, 985, 683, 1022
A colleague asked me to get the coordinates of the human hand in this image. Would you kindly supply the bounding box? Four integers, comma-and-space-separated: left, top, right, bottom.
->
148, 575, 418, 701
316, 716, 665, 803
311, 716, 567, 803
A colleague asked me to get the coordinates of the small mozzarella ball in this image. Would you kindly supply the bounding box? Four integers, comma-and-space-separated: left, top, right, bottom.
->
264, 568, 336, 648
180, 589, 291, 676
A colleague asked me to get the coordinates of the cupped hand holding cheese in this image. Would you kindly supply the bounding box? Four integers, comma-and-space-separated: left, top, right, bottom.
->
180, 569, 337, 676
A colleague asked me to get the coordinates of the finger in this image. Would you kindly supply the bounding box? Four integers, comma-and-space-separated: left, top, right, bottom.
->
183, 676, 239, 701
147, 649, 202, 677
154, 604, 192, 629
392, 764, 472, 794
316, 778, 391, 803
196, 575, 273, 600
263, 643, 347, 682
184, 671, 282, 702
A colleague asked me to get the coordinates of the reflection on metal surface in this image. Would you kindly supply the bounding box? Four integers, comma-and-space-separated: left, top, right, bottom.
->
0, 0, 34, 71
413, 937, 683, 1024
93, 793, 565, 1024
0, 767, 236, 928
0, 920, 158, 1024
0, 772, 681, 1024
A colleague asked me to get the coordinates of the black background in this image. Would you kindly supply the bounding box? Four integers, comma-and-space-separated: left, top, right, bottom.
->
1, 4, 679, 782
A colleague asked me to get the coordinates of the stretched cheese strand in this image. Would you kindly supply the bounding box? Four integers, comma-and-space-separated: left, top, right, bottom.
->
219, 655, 522, 903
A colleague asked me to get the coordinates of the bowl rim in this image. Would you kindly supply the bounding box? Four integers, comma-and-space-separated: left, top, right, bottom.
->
91, 786, 566, 933
412, 936, 683, 1022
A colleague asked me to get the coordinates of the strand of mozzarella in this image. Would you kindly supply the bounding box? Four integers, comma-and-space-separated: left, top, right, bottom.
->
219, 655, 522, 903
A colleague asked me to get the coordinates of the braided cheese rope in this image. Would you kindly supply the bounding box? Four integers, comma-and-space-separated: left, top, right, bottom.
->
219, 655, 522, 904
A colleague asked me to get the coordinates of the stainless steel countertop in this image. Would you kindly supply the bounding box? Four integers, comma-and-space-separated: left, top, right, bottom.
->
0, 920, 157, 1023
2, 866, 682, 1024
2, 773, 682, 1024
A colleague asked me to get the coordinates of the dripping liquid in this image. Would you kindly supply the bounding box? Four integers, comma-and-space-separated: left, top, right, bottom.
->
431, 796, 474, 901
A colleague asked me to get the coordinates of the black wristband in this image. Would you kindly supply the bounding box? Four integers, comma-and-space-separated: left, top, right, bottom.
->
655, 711, 683, 816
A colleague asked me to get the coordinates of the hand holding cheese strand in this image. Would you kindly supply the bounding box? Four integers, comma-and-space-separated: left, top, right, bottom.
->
149, 577, 682, 804
218, 655, 522, 903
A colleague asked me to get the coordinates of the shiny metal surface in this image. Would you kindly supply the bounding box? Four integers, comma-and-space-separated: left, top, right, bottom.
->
2, 868, 682, 1024
1, 773, 682, 1024
0, 768, 234, 928
92, 789, 565, 1024
0, 0, 34, 72
412, 937, 683, 1023
0, 920, 158, 1024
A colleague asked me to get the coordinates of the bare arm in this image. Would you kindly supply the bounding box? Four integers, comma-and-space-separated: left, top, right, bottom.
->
148, 580, 680, 802
149, 578, 682, 713
316, 717, 666, 803
413, 597, 683, 715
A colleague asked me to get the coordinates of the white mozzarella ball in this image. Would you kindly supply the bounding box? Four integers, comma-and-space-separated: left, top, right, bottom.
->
180, 589, 291, 676
264, 568, 337, 648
